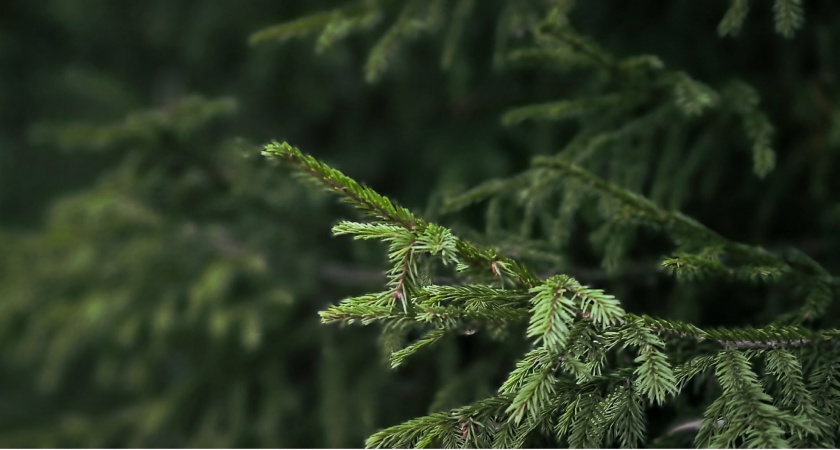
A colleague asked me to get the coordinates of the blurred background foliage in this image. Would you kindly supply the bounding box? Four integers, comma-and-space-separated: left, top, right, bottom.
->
1, 0, 840, 447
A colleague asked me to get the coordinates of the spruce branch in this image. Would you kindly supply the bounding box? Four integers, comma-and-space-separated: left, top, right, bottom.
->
501, 93, 646, 127
536, 20, 620, 76
249, 0, 402, 47
500, 12, 780, 197
765, 349, 832, 441
319, 293, 397, 325
808, 358, 840, 445
267, 143, 544, 290
702, 350, 799, 448
565, 390, 606, 448
773, 0, 805, 38
723, 81, 777, 177
387, 241, 417, 313
673, 73, 720, 117
526, 277, 578, 353
440, 0, 475, 70
535, 156, 727, 245
506, 365, 557, 426
718, 0, 804, 39
505, 47, 598, 73
499, 348, 551, 397
279, 144, 838, 356
534, 156, 834, 289
600, 385, 646, 448
389, 328, 447, 368
365, 395, 513, 448
320, 284, 531, 330
718, 0, 751, 37
250, 9, 337, 45
641, 314, 840, 351
619, 317, 678, 405
332, 221, 407, 240
674, 355, 717, 390
263, 142, 418, 229
271, 144, 840, 448
33, 96, 237, 152
365, 0, 443, 83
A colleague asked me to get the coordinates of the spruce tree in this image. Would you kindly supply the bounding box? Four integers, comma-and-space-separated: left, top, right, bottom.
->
3, 0, 840, 448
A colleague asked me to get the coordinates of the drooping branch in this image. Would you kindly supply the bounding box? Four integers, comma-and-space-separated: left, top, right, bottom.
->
535, 156, 839, 290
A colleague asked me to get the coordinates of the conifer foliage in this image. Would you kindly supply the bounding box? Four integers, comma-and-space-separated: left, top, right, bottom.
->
267, 139, 840, 447
258, 0, 840, 447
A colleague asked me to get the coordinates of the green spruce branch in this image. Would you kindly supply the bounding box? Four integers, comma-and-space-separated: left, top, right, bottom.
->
266, 142, 840, 448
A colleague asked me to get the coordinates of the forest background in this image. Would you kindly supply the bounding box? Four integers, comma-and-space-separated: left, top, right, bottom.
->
1, 0, 839, 447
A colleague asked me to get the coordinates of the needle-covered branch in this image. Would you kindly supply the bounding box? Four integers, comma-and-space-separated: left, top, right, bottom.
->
267, 143, 840, 448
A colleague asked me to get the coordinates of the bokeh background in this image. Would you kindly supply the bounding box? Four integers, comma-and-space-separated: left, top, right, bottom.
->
2, 0, 840, 447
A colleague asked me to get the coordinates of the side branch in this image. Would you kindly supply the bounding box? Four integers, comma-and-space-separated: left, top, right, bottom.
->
535, 156, 837, 285
639, 315, 840, 351
263, 141, 418, 230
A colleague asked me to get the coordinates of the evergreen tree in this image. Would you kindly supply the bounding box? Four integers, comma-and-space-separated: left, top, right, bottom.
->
3, 0, 840, 448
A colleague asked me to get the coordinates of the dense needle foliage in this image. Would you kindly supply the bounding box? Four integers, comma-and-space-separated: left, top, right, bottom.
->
256, 0, 840, 447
